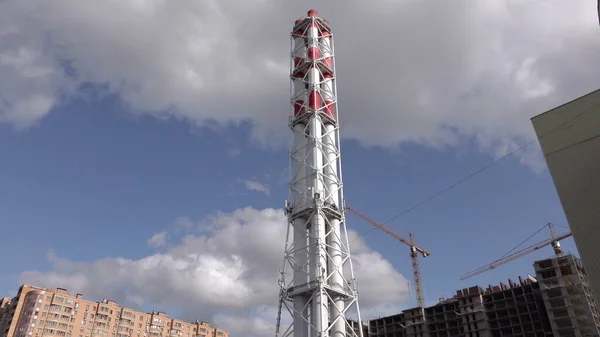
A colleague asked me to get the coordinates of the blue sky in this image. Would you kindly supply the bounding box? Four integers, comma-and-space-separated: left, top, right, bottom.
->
1, 1, 598, 336
0, 92, 576, 303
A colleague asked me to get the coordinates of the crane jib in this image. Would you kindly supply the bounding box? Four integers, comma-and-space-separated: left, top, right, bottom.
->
459, 225, 572, 281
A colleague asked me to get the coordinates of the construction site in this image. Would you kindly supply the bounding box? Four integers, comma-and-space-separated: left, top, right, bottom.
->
0, 3, 598, 337
369, 253, 600, 337
275, 8, 600, 337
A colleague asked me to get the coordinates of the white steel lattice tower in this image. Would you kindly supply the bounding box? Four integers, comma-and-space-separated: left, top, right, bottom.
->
276, 9, 364, 337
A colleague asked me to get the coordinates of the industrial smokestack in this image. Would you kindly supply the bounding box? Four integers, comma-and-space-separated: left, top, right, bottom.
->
275, 9, 364, 337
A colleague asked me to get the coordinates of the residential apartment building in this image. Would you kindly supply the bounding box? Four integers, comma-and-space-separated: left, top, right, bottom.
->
0, 285, 227, 337
369, 254, 599, 337
535, 255, 600, 337
531, 88, 600, 307
347, 319, 369, 337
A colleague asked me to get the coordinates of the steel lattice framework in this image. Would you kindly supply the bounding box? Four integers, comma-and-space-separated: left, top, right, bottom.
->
275, 9, 364, 337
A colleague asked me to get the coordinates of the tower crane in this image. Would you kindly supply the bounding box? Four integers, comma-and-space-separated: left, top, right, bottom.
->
344, 205, 430, 308
460, 223, 572, 281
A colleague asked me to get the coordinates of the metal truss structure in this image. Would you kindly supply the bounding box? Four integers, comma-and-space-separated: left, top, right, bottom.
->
275, 9, 364, 337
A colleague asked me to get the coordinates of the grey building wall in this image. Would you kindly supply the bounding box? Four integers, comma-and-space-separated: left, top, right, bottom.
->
531, 88, 600, 308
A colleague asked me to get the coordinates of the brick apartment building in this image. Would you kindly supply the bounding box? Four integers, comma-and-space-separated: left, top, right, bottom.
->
0, 285, 228, 337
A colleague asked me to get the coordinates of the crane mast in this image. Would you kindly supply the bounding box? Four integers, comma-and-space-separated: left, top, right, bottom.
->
345, 206, 430, 309
409, 233, 426, 309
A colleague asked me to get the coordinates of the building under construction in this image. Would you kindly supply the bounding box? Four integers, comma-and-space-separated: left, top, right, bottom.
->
368, 254, 600, 337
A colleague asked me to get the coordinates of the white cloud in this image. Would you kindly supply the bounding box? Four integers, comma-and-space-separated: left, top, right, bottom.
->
238, 179, 270, 196
147, 231, 168, 248
173, 216, 195, 231
19, 207, 410, 337
1, 1, 598, 170
225, 147, 241, 158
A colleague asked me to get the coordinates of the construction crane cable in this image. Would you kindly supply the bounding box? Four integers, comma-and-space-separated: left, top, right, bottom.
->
496, 222, 551, 262
378, 104, 594, 228
546, 133, 600, 157
460, 229, 572, 280
199, 102, 594, 321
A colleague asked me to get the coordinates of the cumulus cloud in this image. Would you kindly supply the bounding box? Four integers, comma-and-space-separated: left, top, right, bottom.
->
147, 231, 168, 248
20, 207, 409, 337
173, 216, 195, 231
1, 1, 598, 170
238, 179, 270, 196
